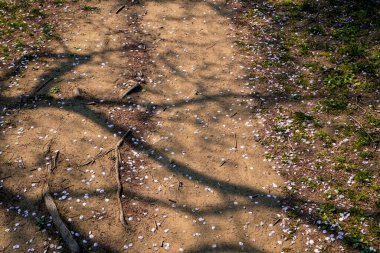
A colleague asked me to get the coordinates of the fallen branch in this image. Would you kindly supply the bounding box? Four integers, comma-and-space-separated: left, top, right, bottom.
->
115, 130, 131, 229
43, 153, 80, 253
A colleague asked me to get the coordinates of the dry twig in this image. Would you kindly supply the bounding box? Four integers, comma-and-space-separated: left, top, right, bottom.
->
234, 133, 237, 150
116, 5, 126, 14
79, 148, 114, 167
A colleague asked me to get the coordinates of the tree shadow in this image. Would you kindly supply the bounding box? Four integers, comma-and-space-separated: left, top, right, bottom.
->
1, 0, 378, 252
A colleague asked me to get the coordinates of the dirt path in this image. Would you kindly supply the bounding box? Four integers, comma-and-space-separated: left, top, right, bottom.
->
0, 1, 147, 252
121, 0, 296, 252
0, 0, 306, 252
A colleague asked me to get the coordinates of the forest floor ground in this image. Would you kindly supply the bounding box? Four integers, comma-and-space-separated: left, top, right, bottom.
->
0, 0, 379, 252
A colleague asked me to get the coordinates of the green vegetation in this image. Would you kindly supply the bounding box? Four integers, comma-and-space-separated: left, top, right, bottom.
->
49, 86, 61, 94
82, 5, 99, 12
0, 0, 84, 69
238, 0, 380, 250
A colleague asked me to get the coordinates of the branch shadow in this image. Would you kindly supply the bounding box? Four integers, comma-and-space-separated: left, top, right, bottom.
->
1, 0, 378, 252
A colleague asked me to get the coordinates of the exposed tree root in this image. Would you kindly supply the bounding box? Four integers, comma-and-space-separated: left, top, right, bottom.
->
42, 151, 80, 253
114, 130, 131, 229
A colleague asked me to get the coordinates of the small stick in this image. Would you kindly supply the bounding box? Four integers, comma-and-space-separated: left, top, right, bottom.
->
115, 130, 131, 229
273, 218, 282, 226
52, 151, 59, 171
79, 148, 114, 167
168, 199, 177, 203
234, 133, 237, 150
230, 112, 238, 118
206, 42, 217, 49
116, 5, 126, 14
220, 160, 227, 167
62, 185, 73, 191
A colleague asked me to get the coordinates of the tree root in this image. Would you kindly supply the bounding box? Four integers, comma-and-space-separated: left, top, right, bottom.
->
114, 130, 131, 229
43, 151, 80, 253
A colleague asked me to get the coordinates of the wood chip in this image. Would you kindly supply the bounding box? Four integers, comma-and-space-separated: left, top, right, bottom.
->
72, 87, 81, 97
121, 83, 142, 99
